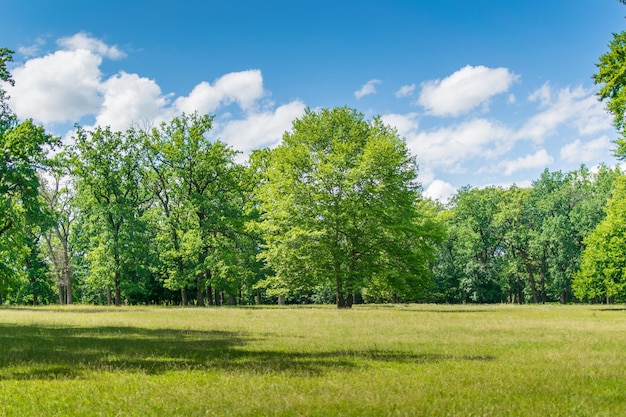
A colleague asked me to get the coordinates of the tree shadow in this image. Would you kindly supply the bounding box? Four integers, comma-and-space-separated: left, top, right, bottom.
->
0, 324, 494, 380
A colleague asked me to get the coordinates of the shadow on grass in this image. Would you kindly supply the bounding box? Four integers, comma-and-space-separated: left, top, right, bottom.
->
0, 324, 494, 380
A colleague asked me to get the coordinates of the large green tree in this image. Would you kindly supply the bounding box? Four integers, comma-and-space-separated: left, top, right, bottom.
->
574, 175, 626, 303
256, 107, 443, 308
142, 113, 250, 306
0, 49, 58, 304
70, 126, 153, 305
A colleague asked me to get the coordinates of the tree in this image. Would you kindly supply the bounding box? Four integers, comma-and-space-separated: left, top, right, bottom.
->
0, 48, 16, 135
594, 29, 626, 157
256, 107, 443, 308
439, 186, 508, 303
70, 126, 152, 306
40, 168, 75, 304
574, 175, 626, 303
0, 120, 58, 303
0, 47, 59, 304
141, 113, 249, 306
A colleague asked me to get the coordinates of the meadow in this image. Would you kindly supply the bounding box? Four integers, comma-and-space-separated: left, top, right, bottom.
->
0, 304, 624, 416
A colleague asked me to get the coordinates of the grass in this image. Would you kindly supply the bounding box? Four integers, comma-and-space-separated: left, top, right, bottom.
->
0, 304, 625, 416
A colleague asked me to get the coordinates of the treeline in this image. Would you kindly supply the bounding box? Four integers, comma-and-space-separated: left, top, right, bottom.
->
2, 47, 626, 307
431, 166, 623, 304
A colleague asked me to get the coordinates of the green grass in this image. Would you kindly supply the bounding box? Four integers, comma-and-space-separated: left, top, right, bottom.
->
0, 304, 625, 416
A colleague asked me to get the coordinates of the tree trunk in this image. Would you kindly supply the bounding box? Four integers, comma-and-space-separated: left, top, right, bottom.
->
522, 261, 539, 303
228, 292, 236, 306
107, 288, 112, 306
215, 287, 221, 306
336, 281, 346, 308
181, 288, 188, 306
207, 283, 213, 306
66, 279, 72, 305
255, 292, 262, 305
335, 260, 346, 308
60, 236, 72, 304
277, 294, 284, 305
196, 273, 205, 307
114, 271, 121, 306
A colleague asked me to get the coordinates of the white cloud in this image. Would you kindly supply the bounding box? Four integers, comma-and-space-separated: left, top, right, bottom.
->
380, 112, 419, 136
560, 136, 612, 163
7, 34, 288, 142
423, 180, 457, 203
417, 65, 518, 117
501, 149, 553, 175
528, 82, 552, 107
395, 84, 416, 98
518, 84, 612, 142
354, 79, 381, 99
17, 37, 47, 57
9, 49, 104, 124
214, 100, 306, 154
402, 117, 514, 169
57, 32, 126, 60
175, 69, 264, 114
94, 71, 170, 131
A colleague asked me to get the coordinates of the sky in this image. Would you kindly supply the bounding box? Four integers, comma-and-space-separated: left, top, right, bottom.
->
2, 0, 626, 201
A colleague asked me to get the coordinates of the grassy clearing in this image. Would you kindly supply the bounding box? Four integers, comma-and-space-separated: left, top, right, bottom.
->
0, 304, 625, 416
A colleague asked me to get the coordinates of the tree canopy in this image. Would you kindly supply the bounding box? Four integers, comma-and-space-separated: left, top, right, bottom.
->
254, 107, 444, 307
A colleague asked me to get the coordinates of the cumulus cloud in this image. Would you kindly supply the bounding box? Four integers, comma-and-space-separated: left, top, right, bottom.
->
560, 136, 612, 163
395, 84, 416, 98
7, 33, 299, 155
214, 100, 306, 154
397, 116, 514, 169
417, 65, 518, 117
501, 149, 554, 175
423, 180, 457, 203
57, 32, 126, 59
174, 69, 264, 114
354, 79, 381, 99
518, 84, 612, 142
380, 112, 419, 136
94, 71, 170, 131
9, 49, 104, 124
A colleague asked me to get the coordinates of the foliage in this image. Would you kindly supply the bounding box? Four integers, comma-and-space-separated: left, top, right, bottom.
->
594, 29, 626, 157
255, 107, 444, 307
0, 121, 57, 304
141, 113, 253, 306
0, 48, 16, 135
0, 42, 623, 306
433, 166, 620, 304
574, 175, 626, 302
69, 126, 154, 306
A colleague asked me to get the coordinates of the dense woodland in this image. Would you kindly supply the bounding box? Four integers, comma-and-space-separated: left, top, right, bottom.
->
3, 27, 626, 308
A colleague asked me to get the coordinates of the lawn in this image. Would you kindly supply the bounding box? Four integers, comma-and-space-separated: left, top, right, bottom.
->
0, 304, 624, 416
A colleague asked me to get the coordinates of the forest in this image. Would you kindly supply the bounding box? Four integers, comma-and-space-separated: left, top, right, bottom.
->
2, 32, 626, 308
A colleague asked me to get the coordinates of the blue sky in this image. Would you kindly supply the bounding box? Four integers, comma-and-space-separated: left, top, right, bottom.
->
3, 0, 625, 200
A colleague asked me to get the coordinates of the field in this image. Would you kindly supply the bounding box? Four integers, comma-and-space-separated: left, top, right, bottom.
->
0, 304, 625, 416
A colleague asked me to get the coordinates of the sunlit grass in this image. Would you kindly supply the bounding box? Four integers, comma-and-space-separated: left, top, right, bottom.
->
0, 304, 625, 416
